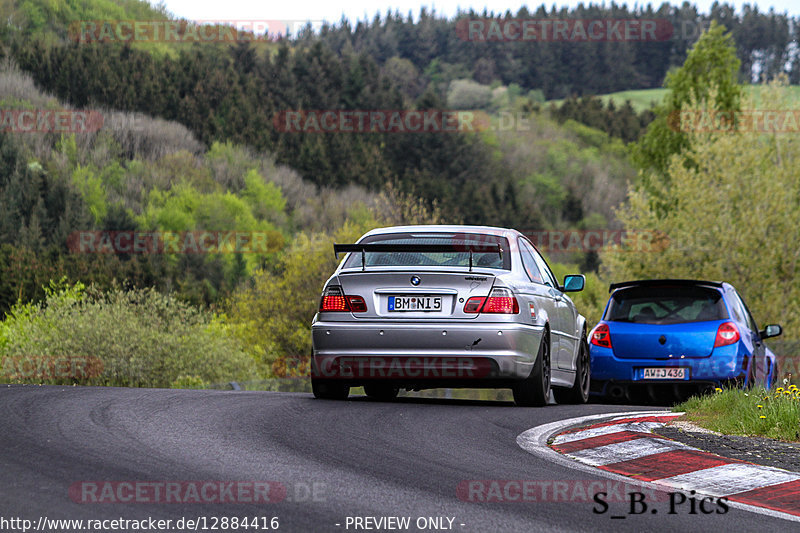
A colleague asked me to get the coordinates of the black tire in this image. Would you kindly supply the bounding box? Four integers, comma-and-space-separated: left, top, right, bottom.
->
513, 335, 551, 407
363, 383, 400, 401
553, 335, 590, 404
312, 379, 349, 400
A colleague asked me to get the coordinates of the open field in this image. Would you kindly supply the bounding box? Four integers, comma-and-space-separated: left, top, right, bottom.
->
550, 85, 800, 112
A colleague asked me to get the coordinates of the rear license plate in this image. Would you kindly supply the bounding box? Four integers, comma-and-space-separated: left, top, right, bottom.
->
388, 296, 442, 312
643, 367, 688, 380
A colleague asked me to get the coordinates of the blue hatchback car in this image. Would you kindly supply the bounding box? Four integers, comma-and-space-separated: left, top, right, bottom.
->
589, 279, 782, 402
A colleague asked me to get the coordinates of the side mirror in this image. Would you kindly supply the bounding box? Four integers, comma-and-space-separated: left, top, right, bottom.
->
760, 324, 782, 339
561, 274, 585, 292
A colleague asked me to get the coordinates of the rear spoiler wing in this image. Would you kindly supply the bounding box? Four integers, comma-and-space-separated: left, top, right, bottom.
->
608, 279, 724, 294
333, 243, 503, 272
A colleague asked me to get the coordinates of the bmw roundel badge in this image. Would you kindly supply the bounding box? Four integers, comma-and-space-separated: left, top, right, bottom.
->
410, 276, 421, 286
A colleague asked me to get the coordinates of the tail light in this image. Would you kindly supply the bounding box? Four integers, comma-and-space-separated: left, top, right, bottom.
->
319, 286, 367, 313
346, 296, 367, 312
464, 287, 519, 314
714, 322, 740, 347
464, 296, 485, 313
483, 288, 520, 313
590, 323, 612, 348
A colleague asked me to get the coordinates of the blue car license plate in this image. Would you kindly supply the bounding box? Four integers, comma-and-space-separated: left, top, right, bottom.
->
643, 367, 688, 379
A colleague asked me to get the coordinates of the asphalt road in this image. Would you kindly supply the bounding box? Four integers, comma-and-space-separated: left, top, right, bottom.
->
0, 385, 791, 532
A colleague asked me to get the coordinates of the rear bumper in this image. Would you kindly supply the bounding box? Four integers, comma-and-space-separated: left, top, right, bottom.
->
589, 344, 747, 393
311, 320, 544, 384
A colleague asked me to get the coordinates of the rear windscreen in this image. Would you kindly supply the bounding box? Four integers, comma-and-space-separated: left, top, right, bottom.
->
605, 286, 728, 325
343, 232, 511, 270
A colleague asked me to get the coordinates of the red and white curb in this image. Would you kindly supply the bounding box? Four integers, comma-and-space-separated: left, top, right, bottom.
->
517, 411, 800, 522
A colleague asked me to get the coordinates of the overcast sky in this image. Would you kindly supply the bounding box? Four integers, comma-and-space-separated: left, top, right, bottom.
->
159, 0, 800, 24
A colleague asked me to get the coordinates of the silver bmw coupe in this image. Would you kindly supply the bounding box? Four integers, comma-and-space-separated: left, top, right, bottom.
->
310, 225, 590, 406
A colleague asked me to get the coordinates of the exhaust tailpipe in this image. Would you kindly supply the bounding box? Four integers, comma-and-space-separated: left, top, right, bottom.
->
608, 384, 626, 400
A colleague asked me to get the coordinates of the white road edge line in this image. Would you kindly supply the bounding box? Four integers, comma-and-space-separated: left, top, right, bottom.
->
516, 410, 800, 524
553, 420, 674, 445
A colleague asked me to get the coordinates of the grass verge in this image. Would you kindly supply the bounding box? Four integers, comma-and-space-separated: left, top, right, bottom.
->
674, 386, 800, 442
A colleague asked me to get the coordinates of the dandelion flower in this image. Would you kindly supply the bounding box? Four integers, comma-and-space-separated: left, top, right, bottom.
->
759, 415, 766, 419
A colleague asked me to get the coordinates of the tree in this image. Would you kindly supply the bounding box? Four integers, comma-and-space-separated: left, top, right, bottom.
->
604, 83, 800, 346
631, 21, 742, 184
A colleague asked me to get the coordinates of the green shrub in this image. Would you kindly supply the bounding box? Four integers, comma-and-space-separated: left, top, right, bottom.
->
0, 279, 257, 387
447, 79, 493, 110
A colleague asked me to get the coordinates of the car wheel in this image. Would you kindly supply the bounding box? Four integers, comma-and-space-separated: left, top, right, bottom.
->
513, 335, 551, 407
363, 383, 399, 401
553, 335, 590, 404
312, 379, 349, 400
